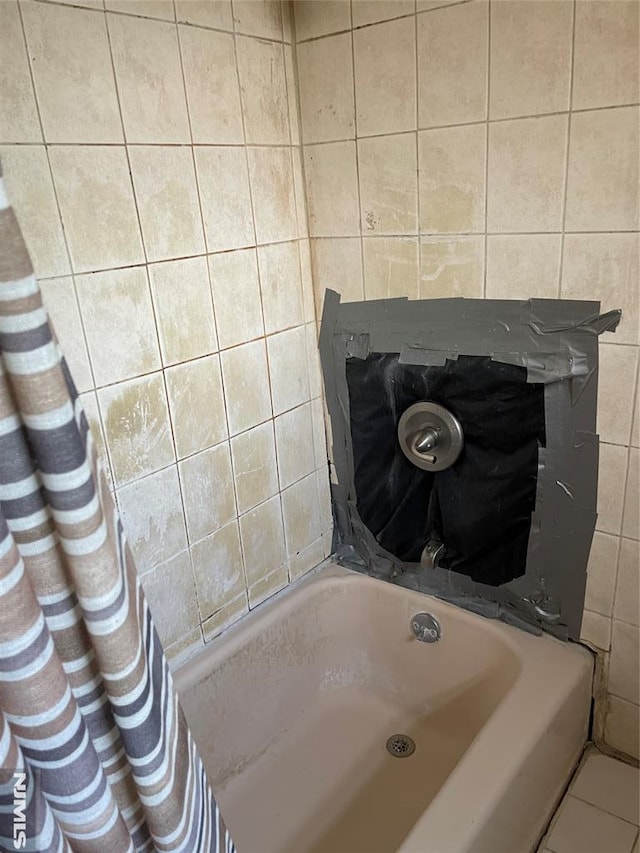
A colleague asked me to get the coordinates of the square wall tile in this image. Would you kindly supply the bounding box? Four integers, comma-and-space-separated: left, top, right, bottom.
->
292, 146, 309, 239
486, 235, 561, 300
239, 495, 286, 586
284, 45, 299, 145
40, 277, 93, 393
546, 795, 637, 853
179, 442, 236, 543
22, 1, 121, 144
209, 248, 264, 350
274, 403, 315, 490
258, 241, 304, 335
304, 142, 359, 237
79, 391, 112, 484
176, 0, 233, 29
76, 266, 161, 386
598, 344, 638, 446
354, 17, 416, 136
166, 355, 227, 459
311, 397, 328, 471
248, 564, 288, 609
220, 339, 272, 434
237, 37, 289, 145
179, 26, 243, 144
232, 0, 282, 39
230, 420, 278, 514
195, 146, 255, 252
623, 447, 639, 540
363, 237, 419, 300
418, 124, 486, 234
597, 443, 629, 535
614, 538, 640, 627
49, 145, 144, 273
297, 34, 354, 144
299, 240, 316, 323
305, 322, 322, 400
580, 610, 611, 651
605, 696, 640, 761
108, 14, 190, 143
247, 146, 297, 244
571, 750, 640, 825
573, 0, 640, 110
99, 372, 174, 485
562, 234, 639, 346
418, 1, 488, 128
609, 620, 640, 704
267, 325, 310, 416
281, 472, 321, 556
311, 238, 364, 305
487, 115, 568, 233
191, 521, 245, 621
584, 530, 619, 617
117, 465, 187, 571
0, 1, 40, 143
142, 551, 199, 648
202, 593, 248, 642
149, 256, 217, 366
352, 0, 414, 27
632, 370, 640, 447
106, 0, 175, 19
566, 106, 639, 232
420, 236, 483, 299
293, 0, 351, 41
359, 133, 417, 235
489, 0, 572, 120
288, 536, 325, 582
0, 146, 70, 279
129, 145, 204, 262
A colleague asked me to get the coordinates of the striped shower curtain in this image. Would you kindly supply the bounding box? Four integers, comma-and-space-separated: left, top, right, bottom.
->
0, 167, 234, 850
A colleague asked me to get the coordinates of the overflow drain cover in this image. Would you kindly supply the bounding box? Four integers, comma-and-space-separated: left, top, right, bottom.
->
386, 734, 416, 758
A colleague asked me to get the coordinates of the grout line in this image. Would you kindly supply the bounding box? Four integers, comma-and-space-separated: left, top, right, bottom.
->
558, 0, 578, 299
483, 0, 491, 298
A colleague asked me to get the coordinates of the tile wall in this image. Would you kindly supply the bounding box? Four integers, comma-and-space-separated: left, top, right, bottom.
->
294, 0, 639, 758
0, 0, 332, 665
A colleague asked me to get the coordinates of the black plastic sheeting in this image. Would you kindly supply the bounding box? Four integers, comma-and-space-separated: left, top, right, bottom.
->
346, 353, 546, 586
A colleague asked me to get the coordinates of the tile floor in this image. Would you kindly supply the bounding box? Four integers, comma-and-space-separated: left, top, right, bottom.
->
539, 746, 639, 853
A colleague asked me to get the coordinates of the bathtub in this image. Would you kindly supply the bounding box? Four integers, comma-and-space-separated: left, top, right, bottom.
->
174, 564, 593, 853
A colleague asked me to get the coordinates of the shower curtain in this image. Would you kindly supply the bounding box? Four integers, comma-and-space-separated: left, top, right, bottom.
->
0, 167, 234, 850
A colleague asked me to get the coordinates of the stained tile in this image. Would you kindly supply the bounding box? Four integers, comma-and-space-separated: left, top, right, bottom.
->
274, 403, 315, 490
281, 472, 322, 556
40, 277, 93, 393
352, 0, 414, 26
546, 795, 637, 853
220, 339, 272, 434
191, 521, 245, 621
106, 0, 174, 19
248, 564, 288, 609
614, 538, 640, 627
486, 235, 561, 300
239, 495, 286, 586
230, 421, 279, 514
195, 146, 255, 252
267, 325, 310, 416
598, 344, 638, 446
237, 36, 289, 144
304, 142, 360, 237
605, 697, 640, 761
232, 0, 282, 39
609, 619, 640, 705
202, 593, 248, 642
293, 0, 350, 41
364, 237, 419, 300
142, 552, 199, 649
175, 0, 233, 29
284, 45, 299, 145
247, 146, 297, 244
420, 236, 483, 299
209, 248, 264, 350
596, 443, 628, 535
179, 442, 236, 543
622, 447, 639, 540
257, 241, 304, 335
0, 2, 42, 143
584, 530, 619, 617
165, 355, 227, 459
311, 239, 364, 307
571, 749, 640, 824
580, 610, 611, 651
359, 133, 418, 235
297, 34, 354, 143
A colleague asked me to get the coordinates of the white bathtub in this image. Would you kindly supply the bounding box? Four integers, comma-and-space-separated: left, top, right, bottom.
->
175, 564, 593, 853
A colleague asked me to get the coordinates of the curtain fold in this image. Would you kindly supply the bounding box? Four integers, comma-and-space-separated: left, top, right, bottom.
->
0, 163, 234, 852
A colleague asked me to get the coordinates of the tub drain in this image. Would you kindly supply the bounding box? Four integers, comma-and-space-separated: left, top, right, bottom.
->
386, 734, 416, 757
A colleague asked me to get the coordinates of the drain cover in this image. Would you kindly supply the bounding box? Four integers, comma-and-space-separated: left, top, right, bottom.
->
386, 734, 416, 757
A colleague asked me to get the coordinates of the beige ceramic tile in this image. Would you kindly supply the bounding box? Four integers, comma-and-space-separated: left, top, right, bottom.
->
232, 0, 282, 39
419, 124, 485, 234
108, 14, 189, 143
195, 146, 255, 251
598, 344, 638, 446
76, 266, 161, 386
633, 372, 640, 448
129, 145, 205, 262
237, 36, 289, 144
311, 239, 364, 307
49, 146, 144, 273
420, 236, 484, 299
486, 235, 561, 300
623, 447, 639, 541
247, 146, 297, 244
179, 26, 244, 144
488, 114, 568, 233
614, 538, 640, 628
230, 420, 279, 514
305, 322, 322, 400
597, 443, 628, 535
566, 107, 639, 232
352, 0, 414, 26
317, 468, 332, 534
417, 0, 459, 8
546, 795, 638, 853
490, 0, 572, 119
296, 34, 354, 144
0, 2, 41, 143
257, 241, 304, 335
165, 626, 203, 669
239, 495, 286, 586
293, 148, 309, 239
209, 250, 263, 351
202, 593, 248, 642
293, 0, 351, 41
288, 536, 325, 582
580, 610, 611, 651
191, 520, 245, 620
281, 472, 321, 556
117, 465, 187, 571
179, 442, 236, 543
106, 0, 175, 19
359, 133, 417, 235
248, 564, 288, 609
304, 142, 360, 237
584, 530, 619, 617
354, 17, 416, 136
571, 751, 640, 825
274, 403, 315, 490
99, 372, 174, 485
175, 0, 233, 30
0, 146, 70, 278
281, 0, 292, 41
562, 234, 639, 346
40, 278, 93, 393
573, 0, 640, 110
299, 240, 316, 323
22, 1, 121, 144
149, 256, 217, 366
311, 397, 328, 470
284, 45, 299, 145
605, 696, 640, 761
166, 355, 227, 459
220, 339, 272, 434
79, 392, 112, 484
267, 325, 310, 416
142, 553, 199, 649
364, 237, 419, 300
53, 0, 104, 8
418, 1, 488, 127
609, 619, 640, 704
